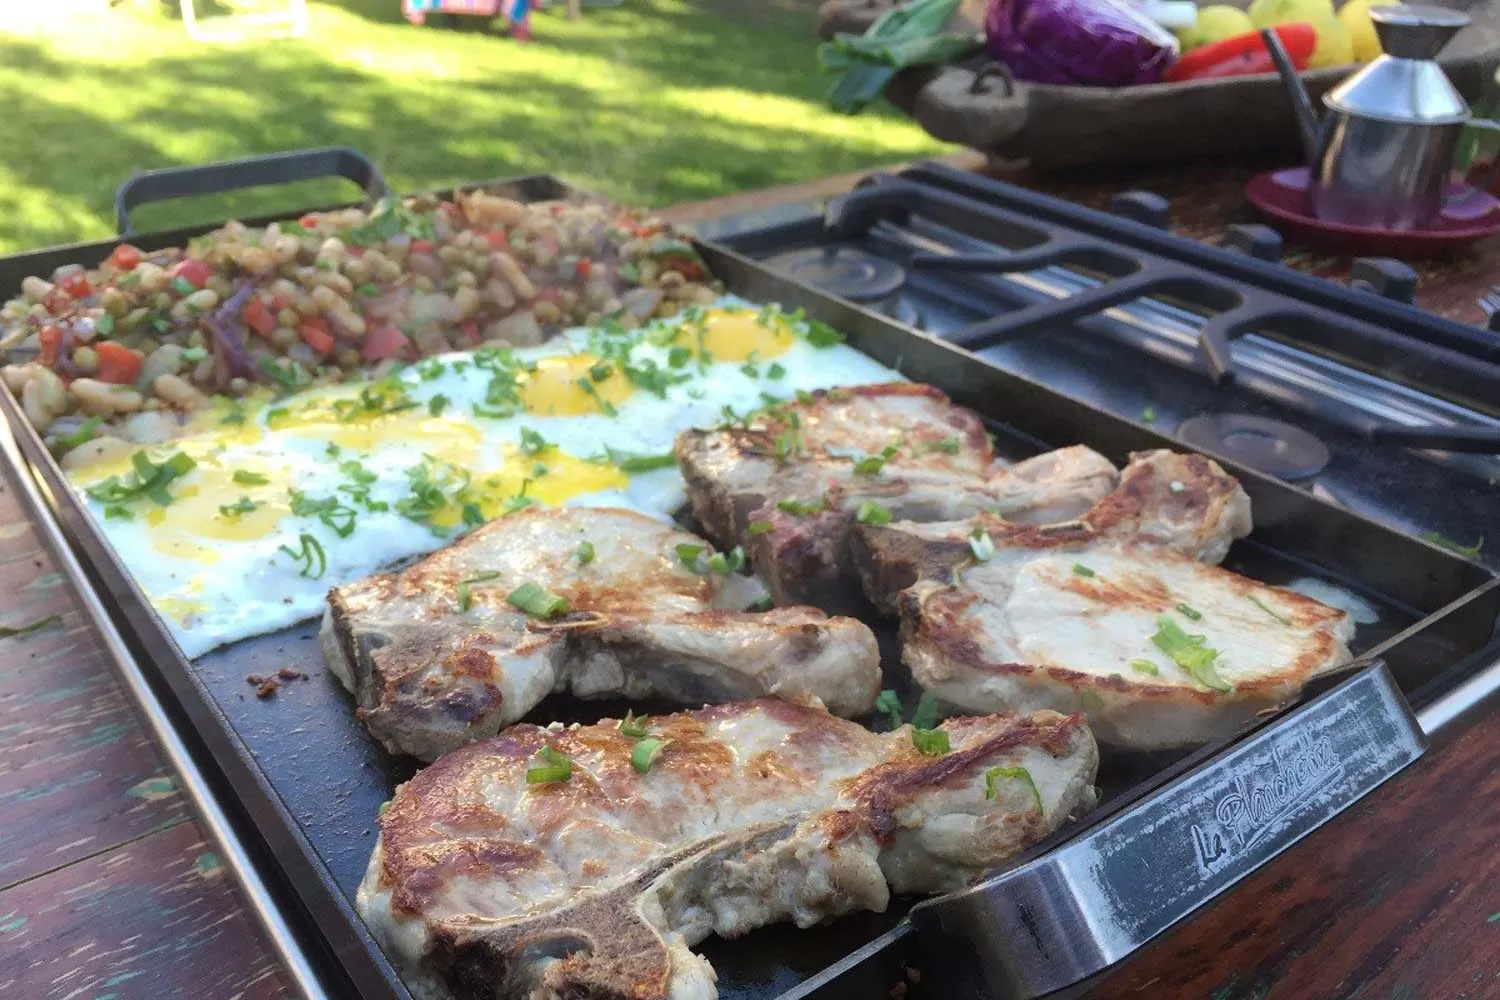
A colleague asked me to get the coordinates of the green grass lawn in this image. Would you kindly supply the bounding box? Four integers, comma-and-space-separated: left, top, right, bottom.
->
0, 0, 949, 254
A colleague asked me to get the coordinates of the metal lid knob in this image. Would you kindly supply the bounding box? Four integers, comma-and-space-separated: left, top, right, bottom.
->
1371, 5, 1469, 60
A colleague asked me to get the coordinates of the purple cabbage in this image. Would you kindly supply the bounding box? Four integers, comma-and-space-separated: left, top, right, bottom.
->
205, 282, 257, 381
985, 0, 1178, 87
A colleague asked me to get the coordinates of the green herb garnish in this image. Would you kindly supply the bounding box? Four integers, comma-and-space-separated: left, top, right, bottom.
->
619, 710, 650, 739
519, 427, 552, 455
0, 614, 61, 639
1175, 603, 1203, 621
217, 496, 259, 518
457, 571, 504, 612
910, 692, 942, 731
911, 728, 950, 756
577, 540, 596, 566
1128, 658, 1160, 676
985, 766, 1043, 813
1150, 616, 1230, 692
575, 377, 619, 417
1420, 531, 1484, 559
289, 489, 357, 538
278, 533, 327, 579
600, 447, 676, 474
748, 520, 774, 536
507, 581, 569, 618
428, 395, 450, 417
926, 436, 960, 455
525, 745, 573, 785
874, 689, 902, 731
55, 416, 102, 452
803, 319, 845, 348
85, 451, 196, 509
854, 445, 899, 477
1142, 405, 1158, 424
1247, 595, 1293, 626
232, 469, 270, 486
777, 498, 823, 517
705, 546, 746, 575
631, 737, 671, 775
766, 362, 787, 380
855, 501, 892, 526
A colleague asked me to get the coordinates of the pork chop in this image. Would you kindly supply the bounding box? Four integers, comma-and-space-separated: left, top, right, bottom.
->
357, 698, 1099, 1000
853, 449, 1255, 612
675, 383, 1119, 613
322, 508, 881, 761
855, 453, 1350, 749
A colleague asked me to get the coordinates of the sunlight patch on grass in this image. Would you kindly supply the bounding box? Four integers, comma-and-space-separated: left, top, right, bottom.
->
0, 0, 949, 253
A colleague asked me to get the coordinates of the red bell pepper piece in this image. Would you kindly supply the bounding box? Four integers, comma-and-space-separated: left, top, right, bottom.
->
298, 317, 334, 355
410, 239, 434, 255
169, 258, 213, 290
361, 322, 410, 363
94, 342, 145, 385
243, 296, 277, 338
485, 231, 509, 251
1164, 23, 1316, 84
38, 325, 65, 367
58, 272, 92, 299
109, 244, 143, 271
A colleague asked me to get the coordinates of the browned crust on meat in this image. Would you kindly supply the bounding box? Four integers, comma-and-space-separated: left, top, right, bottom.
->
836, 711, 1088, 843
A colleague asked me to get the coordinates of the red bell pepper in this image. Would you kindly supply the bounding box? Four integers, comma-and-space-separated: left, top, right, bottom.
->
1164, 23, 1316, 84
58, 272, 92, 299
109, 244, 143, 271
298, 317, 334, 355
243, 296, 277, 338
361, 322, 410, 363
169, 258, 213, 290
94, 342, 145, 385
38, 325, 65, 367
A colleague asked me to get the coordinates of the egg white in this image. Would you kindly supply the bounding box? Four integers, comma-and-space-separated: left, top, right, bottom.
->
66, 297, 904, 658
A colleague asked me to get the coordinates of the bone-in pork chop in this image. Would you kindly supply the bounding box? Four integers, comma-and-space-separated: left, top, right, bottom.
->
322, 508, 881, 761
358, 698, 1098, 1000
856, 452, 1352, 749
675, 383, 1119, 613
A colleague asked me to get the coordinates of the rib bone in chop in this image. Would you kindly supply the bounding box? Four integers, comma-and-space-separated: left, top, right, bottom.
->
675, 383, 1120, 614
322, 507, 881, 761
358, 698, 1098, 1000
855, 451, 1354, 749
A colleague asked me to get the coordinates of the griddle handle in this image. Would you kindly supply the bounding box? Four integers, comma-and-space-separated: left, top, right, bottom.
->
115, 147, 388, 237
907, 663, 1427, 1000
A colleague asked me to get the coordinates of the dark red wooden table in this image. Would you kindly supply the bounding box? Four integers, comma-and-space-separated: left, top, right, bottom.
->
1, 160, 1496, 1000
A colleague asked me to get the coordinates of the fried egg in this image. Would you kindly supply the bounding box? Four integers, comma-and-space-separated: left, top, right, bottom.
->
66, 298, 903, 658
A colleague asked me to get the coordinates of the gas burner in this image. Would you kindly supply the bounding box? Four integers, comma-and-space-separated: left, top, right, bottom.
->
1176, 413, 1332, 480
765, 246, 922, 328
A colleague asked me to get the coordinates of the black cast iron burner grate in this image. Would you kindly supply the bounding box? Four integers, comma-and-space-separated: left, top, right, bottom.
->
818, 165, 1500, 456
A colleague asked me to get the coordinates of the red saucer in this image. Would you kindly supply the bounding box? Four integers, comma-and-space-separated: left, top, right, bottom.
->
1244, 167, 1500, 256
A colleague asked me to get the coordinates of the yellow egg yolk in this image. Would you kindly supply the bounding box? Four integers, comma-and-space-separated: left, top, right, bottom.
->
681, 308, 795, 364
265, 386, 484, 459
424, 446, 628, 530
517, 354, 635, 417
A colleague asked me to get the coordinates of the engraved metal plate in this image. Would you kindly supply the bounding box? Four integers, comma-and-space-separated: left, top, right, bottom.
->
910, 663, 1426, 999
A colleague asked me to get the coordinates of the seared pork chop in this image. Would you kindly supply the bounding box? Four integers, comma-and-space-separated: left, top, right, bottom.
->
854, 449, 1255, 612
856, 453, 1351, 749
358, 698, 1098, 1000
675, 383, 1119, 612
322, 508, 881, 761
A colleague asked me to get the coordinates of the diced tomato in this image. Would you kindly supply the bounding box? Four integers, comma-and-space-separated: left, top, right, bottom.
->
663, 259, 705, 282
297, 317, 334, 355
270, 294, 292, 312
38, 325, 65, 367
243, 297, 276, 338
361, 322, 410, 363
299, 214, 319, 230
58, 273, 93, 300
575, 257, 593, 280
94, 342, 145, 385
410, 239, 434, 254
109, 244, 143, 271
485, 231, 510, 251
169, 258, 213, 290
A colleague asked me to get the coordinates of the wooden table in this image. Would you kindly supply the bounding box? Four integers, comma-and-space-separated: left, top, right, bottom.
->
2, 162, 1498, 1000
